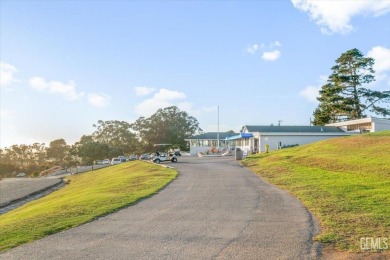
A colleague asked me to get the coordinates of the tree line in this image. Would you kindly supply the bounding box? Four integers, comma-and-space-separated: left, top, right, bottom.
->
0, 106, 202, 178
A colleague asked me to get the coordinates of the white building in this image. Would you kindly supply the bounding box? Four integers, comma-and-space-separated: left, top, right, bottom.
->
185, 118, 390, 156
237, 125, 351, 153
185, 126, 350, 155
326, 117, 390, 133
185, 132, 237, 156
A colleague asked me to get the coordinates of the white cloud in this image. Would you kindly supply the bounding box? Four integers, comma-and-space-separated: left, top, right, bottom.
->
246, 41, 282, 55
154, 88, 186, 101
29, 77, 84, 100
292, 0, 390, 34
246, 44, 259, 54
0, 62, 19, 87
135, 88, 187, 117
271, 41, 282, 48
367, 46, 390, 86
88, 93, 111, 108
246, 41, 282, 61
299, 86, 320, 103
367, 46, 390, 73
177, 101, 194, 113
134, 86, 156, 96
299, 75, 327, 103
135, 99, 171, 117
262, 50, 281, 61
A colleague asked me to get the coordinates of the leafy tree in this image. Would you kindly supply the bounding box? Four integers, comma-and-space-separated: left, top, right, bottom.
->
0, 143, 48, 177
73, 135, 111, 165
313, 48, 390, 125
313, 83, 345, 125
31, 143, 47, 166
72, 135, 123, 164
0, 147, 20, 177
46, 139, 69, 165
131, 106, 202, 151
92, 120, 138, 154
4, 144, 31, 169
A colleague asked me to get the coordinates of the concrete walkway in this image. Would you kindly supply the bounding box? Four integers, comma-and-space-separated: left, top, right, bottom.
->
1, 156, 320, 259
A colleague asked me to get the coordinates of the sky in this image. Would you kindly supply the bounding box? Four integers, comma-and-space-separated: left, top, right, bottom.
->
1, 0, 390, 148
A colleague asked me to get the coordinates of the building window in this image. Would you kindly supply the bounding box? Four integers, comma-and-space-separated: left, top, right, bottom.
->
347, 123, 372, 131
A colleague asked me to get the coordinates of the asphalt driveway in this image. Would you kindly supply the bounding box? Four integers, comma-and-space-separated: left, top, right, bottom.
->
0, 156, 320, 259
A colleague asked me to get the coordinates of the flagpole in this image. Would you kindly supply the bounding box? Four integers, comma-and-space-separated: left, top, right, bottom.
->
217, 106, 219, 151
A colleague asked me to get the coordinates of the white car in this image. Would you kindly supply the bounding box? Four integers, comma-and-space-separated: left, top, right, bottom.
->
103, 159, 110, 164
111, 158, 123, 165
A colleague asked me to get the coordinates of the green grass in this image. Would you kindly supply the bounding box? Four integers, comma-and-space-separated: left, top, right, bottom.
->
0, 161, 177, 252
242, 131, 390, 252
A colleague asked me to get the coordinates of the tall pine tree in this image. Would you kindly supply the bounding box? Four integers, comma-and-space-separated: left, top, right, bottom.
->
313, 48, 390, 125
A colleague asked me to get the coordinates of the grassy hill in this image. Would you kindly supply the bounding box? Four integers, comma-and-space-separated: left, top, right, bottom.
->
242, 131, 390, 252
0, 161, 177, 252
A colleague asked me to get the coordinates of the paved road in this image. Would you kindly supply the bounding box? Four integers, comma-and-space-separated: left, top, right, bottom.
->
1, 156, 320, 259
0, 178, 62, 208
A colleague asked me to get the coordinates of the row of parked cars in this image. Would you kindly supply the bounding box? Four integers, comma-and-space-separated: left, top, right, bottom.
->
95, 150, 183, 166
95, 154, 150, 166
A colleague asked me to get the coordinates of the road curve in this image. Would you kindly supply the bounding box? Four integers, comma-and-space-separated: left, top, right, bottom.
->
1, 156, 320, 259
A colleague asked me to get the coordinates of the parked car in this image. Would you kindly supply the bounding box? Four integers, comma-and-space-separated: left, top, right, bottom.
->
111, 158, 122, 165
139, 153, 150, 160
129, 154, 138, 160
103, 159, 110, 164
16, 172, 26, 177
95, 160, 103, 165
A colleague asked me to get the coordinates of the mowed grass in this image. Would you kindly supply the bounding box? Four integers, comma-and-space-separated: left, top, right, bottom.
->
0, 161, 177, 252
242, 131, 390, 251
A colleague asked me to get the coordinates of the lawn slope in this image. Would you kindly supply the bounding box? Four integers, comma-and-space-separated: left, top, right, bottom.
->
0, 161, 177, 252
242, 131, 390, 252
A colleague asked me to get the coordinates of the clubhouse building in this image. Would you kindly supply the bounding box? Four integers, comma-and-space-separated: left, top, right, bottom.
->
185, 117, 390, 156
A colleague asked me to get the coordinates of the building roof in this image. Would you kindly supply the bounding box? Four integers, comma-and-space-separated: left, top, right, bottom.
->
185, 132, 237, 140
226, 133, 253, 140
243, 125, 345, 133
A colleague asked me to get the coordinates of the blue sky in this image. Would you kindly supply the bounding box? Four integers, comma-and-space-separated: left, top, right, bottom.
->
1, 0, 390, 148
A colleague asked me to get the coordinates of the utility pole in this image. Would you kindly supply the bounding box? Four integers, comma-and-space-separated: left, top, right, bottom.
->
278, 120, 282, 126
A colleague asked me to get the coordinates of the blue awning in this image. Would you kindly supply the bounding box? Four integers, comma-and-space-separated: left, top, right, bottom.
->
225, 133, 253, 140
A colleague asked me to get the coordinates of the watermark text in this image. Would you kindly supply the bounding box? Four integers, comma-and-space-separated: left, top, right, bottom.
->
360, 237, 388, 251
